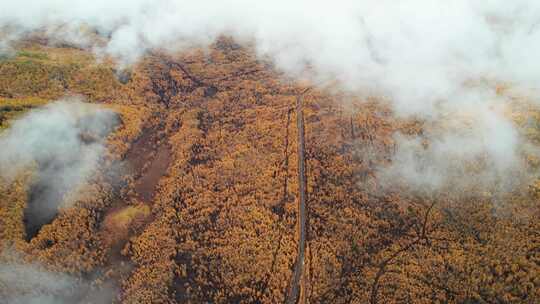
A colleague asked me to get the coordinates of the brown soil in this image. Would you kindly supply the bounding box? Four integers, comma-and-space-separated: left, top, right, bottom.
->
124, 120, 172, 203
134, 144, 171, 202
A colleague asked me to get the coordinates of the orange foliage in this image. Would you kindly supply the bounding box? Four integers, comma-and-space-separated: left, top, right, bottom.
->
0, 38, 539, 303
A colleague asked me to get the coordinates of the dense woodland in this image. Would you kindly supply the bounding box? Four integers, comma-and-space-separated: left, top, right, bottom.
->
0, 38, 539, 303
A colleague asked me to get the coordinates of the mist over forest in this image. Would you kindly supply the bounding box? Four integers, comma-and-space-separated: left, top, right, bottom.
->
0, 1, 539, 303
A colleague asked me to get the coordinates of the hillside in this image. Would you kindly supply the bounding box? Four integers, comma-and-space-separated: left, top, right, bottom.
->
0, 39, 539, 304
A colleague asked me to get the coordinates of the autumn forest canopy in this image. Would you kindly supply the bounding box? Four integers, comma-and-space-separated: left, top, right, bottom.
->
0, 1, 539, 303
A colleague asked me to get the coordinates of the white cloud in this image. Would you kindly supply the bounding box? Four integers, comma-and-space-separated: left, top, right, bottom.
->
1, 1, 540, 190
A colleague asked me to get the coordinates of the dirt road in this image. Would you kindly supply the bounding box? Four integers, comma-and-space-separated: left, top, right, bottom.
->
287, 90, 309, 304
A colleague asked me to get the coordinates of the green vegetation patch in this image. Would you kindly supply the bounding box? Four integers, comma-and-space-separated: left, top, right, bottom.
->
0, 46, 120, 101
105, 204, 151, 230
16, 50, 49, 60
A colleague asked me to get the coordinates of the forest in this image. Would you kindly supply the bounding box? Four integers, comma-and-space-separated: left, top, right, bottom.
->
0, 37, 539, 304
